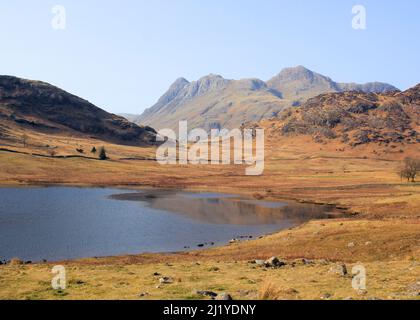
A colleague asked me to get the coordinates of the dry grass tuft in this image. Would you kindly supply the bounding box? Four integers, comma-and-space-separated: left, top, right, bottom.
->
259, 280, 282, 300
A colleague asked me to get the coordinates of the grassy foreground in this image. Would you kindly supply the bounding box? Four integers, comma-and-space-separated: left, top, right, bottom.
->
0, 131, 419, 300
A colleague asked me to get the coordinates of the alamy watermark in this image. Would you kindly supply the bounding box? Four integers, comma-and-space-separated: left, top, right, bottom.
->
352, 5, 367, 30
156, 121, 265, 176
51, 265, 66, 290
352, 264, 367, 291
51, 5, 66, 30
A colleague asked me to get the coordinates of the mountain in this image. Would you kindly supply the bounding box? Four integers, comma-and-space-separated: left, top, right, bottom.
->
0, 76, 157, 146
267, 66, 397, 101
136, 74, 288, 131
262, 83, 419, 147
135, 66, 398, 131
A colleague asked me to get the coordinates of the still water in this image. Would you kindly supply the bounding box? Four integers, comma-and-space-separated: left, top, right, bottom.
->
0, 187, 341, 262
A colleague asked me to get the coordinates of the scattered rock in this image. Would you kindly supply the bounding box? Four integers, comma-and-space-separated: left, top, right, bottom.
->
264, 257, 286, 268
208, 267, 220, 272
195, 290, 218, 298
215, 293, 233, 301
329, 263, 348, 276
357, 289, 368, 295
159, 277, 173, 284
321, 293, 332, 300
254, 260, 265, 266
302, 258, 314, 265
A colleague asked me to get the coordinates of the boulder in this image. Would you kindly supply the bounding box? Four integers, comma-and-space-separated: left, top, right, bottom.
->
195, 290, 218, 298
159, 277, 173, 284
264, 257, 286, 268
215, 293, 233, 301
329, 263, 348, 276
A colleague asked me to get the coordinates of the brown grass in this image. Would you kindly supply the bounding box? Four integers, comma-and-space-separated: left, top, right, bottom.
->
0, 129, 419, 300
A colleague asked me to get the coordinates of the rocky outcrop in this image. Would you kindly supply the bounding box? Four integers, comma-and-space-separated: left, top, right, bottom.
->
273, 84, 419, 146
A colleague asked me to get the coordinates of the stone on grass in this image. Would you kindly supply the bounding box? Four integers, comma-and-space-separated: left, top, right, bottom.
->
195, 290, 218, 298
264, 257, 286, 268
329, 263, 348, 276
215, 293, 233, 301
159, 277, 173, 284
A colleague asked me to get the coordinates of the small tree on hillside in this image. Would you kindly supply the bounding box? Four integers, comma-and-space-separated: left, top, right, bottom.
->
91, 147, 97, 154
400, 157, 420, 182
21, 134, 28, 148
98, 147, 108, 160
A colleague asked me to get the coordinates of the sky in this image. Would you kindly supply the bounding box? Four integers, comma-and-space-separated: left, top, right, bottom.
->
0, 0, 419, 114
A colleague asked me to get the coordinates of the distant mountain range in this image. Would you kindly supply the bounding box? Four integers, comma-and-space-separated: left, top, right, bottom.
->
132, 66, 398, 131
0, 76, 157, 146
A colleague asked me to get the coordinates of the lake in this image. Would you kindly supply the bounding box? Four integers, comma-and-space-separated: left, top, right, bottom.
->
0, 187, 341, 262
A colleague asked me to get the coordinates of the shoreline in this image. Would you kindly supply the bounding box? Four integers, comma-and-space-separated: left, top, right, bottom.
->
0, 183, 354, 265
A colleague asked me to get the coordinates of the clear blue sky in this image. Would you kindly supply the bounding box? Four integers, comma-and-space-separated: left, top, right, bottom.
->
0, 0, 419, 114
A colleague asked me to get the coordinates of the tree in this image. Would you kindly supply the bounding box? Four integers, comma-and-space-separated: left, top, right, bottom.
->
91, 147, 97, 154
21, 134, 28, 147
400, 157, 420, 182
98, 147, 108, 160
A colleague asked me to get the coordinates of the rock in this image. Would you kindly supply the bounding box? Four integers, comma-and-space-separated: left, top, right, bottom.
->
139, 292, 150, 297
365, 241, 372, 246
329, 263, 348, 276
195, 291, 218, 298
159, 277, 173, 284
264, 257, 286, 268
347, 242, 355, 248
153, 272, 161, 276
215, 293, 233, 301
254, 260, 265, 266
229, 239, 239, 244
357, 289, 368, 295
208, 267, 220, 272
321, 293, 332, 300
302, 258, 314, 265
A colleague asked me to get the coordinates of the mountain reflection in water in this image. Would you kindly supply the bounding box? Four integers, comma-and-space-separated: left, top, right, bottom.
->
109, 190, 342, 225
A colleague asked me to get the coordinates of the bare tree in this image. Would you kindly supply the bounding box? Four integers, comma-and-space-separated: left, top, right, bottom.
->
21, 134, 28, 148
400, 157, 420, 182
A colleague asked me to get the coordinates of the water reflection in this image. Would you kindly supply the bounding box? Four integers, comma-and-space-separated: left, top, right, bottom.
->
110, 191, 342, 225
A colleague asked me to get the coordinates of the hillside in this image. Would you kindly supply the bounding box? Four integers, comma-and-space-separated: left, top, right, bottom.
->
260, 84, 420, 148
0, 76, 157, 146
135, 66, 398, 131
